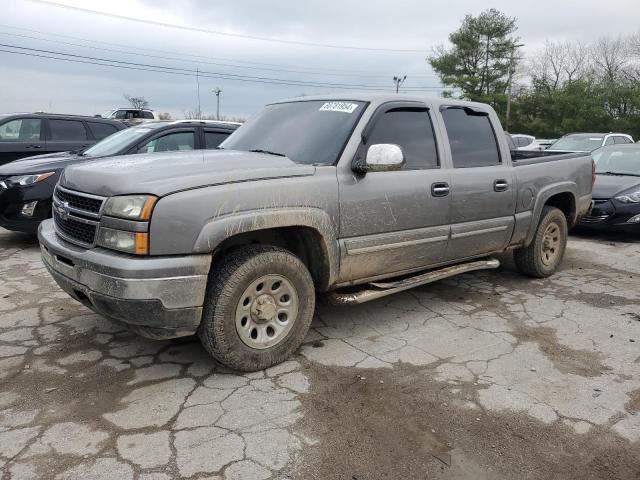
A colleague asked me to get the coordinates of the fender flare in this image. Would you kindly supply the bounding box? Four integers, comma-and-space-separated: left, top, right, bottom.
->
192, 207, 339, 288
524, 182, 577, 247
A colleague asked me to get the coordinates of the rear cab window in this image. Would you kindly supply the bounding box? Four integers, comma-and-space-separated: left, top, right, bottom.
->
440, 107, 501, 168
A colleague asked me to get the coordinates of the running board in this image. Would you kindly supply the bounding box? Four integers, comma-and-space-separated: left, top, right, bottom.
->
326, 258, 500, 305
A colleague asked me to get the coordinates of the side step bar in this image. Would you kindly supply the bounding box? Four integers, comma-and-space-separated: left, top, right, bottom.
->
326, 258, 500, 305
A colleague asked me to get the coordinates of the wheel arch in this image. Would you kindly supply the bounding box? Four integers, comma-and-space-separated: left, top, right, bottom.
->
193, 207, 338, 291
524, 183, 577, 247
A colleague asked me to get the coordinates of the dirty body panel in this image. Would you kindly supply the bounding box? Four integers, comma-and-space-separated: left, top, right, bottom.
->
38, 94, 594, 340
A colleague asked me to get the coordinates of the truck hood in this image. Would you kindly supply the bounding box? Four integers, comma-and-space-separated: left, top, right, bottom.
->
0, 152, 80, 175
592, 174, 640, 199
59, 150, 317, 197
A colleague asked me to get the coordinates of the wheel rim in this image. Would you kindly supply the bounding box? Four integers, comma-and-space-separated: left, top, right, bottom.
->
235, 274, 299, 350
540, 222, 561, 266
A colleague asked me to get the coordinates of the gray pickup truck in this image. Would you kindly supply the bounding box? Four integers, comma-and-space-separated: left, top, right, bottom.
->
38, 95, 593, 371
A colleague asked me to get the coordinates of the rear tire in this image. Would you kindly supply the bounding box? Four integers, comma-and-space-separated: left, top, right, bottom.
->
514, 206, 568, 278
198, 245, 315, 372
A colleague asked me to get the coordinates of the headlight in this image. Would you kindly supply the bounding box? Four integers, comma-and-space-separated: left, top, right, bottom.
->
7, 172, 55, 186
97, 227, 149, 255
615, 189, 640, 203
103, 195, 157, 220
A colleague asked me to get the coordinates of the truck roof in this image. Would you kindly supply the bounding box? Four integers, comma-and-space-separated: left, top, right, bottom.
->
271, 93, 491, 111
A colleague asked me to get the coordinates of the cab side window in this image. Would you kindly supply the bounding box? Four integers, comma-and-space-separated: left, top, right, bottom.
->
441, 107, 501, 168
365, 108, 439, 169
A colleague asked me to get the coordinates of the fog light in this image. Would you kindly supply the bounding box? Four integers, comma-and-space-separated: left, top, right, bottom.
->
627, 214, 640, 224
20, 201, 38, 217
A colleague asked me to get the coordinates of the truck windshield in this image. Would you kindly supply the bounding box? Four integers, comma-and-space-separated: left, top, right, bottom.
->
548, 135, 603, 152
220, 100, 367, 165
81, 127, 153, 157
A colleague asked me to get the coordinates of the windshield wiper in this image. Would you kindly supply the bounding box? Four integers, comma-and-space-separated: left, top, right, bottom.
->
598, 171, 640, 177
249, 149, 286, 157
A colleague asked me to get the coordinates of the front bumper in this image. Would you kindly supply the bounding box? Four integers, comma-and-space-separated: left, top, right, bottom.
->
0, 181, 54, 233
577, 198, 640, 232
38, 219, 212, 339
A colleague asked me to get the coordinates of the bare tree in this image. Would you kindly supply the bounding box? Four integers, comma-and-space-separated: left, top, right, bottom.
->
527, 40, 589, 93
591, 36, 629, 83
157, 112, 172, 120
123, 94, 150, 110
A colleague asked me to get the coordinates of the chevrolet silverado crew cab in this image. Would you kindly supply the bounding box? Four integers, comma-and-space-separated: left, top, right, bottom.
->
38, 95, 593, 371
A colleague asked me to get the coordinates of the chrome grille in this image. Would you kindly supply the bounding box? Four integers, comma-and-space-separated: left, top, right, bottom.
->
53, 212, 97, 245
54, 186, 103, 214
52, 187, 105, 247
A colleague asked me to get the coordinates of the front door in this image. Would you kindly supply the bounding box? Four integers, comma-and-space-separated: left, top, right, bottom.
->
337, 102, 451, 284
438, 106, 516, 260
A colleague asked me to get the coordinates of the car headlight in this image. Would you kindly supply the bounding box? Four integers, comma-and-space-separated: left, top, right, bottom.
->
103, 195, 157, 220
97, 227, 149, 255
615, 189, 640, 203
7, 172, 55, 186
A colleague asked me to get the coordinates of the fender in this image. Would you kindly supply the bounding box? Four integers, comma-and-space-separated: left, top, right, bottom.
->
524, 181, 577, 247
192, 207, 340, 288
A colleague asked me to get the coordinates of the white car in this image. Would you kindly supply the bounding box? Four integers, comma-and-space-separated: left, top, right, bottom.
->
101, 108, 160, 125
548, 133, 634, 153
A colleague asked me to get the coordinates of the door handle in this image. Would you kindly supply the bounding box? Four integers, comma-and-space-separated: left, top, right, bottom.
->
494, 179, 509, 192
431, 182, 450, 197
26, 145, 42, 149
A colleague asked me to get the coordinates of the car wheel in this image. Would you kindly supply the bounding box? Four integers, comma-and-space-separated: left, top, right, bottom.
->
198, 245, 315, 371
514, 206, 568, 278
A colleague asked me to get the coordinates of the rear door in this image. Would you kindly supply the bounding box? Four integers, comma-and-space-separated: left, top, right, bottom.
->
337, 101, 451, 283
0, 117, 45, 164
439, 106, 516, 260
45, 118, 91, 154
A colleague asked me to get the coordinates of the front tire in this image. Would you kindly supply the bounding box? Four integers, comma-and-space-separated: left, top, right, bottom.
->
514, 206, 568, 278
198, 245, 315, 371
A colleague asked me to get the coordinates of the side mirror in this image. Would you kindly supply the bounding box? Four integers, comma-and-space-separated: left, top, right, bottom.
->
362, 144, 404, 172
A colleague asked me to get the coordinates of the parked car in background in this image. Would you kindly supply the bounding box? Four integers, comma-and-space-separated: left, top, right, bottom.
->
100, 108, 160, 125
578, 144, 640, 232
519, 138, 557, 151
548, 133, 634, 153
38, 94, 593, 371
511, 134, 535, 148
0, 120, 240, 233
0, 113, 125, 166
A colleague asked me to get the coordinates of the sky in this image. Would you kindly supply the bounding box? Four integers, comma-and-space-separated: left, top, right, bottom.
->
1, 0, 639, 119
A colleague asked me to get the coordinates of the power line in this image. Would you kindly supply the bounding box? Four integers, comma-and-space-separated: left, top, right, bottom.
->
0, 45, 446, 91
0, 29, 439, 80
0, 42, 443, 90
25, 0, 428, 53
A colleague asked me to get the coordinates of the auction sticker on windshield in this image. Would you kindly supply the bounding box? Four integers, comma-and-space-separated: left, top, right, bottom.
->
319, 102, 359, 114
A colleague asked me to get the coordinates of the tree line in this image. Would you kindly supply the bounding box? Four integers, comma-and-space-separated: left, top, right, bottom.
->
429, 9, 640, 139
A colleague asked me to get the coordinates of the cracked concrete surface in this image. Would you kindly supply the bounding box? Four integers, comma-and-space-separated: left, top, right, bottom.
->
0, 228, 639, 479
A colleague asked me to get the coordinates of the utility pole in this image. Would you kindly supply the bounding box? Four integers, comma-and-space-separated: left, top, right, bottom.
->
393, 75, 407, 93
196, 68, 202, 120
505, 43, 524, 132
212, 87, 222, 120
